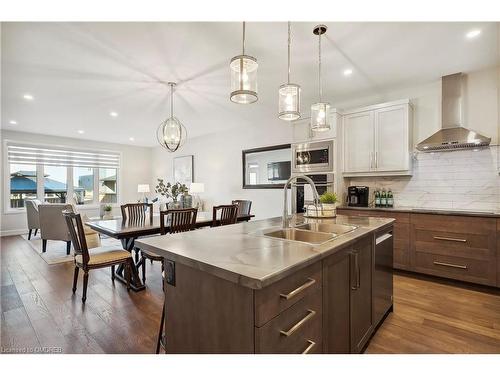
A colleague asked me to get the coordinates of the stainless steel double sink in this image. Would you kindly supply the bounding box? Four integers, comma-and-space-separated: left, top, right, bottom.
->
263, 222, 358, 245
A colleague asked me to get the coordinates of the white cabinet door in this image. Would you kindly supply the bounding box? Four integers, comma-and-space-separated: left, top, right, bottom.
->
343, 111, 374, 173
374, 105, 409, 171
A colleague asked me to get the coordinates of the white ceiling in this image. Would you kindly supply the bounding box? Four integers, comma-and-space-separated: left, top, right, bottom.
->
1, 22, 498, 146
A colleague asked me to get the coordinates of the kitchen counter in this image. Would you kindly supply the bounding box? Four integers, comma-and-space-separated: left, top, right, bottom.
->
136, 214, 393, 289
337, 205, 500, 218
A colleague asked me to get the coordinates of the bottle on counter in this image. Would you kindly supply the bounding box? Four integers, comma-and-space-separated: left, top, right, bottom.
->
380, 189, 387, 207
387, 189, 394, 208
374, 190, 380, 208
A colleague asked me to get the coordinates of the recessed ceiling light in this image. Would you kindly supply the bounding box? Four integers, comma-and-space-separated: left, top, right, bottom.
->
466, 29, 481, 39
343, 69, 353, 76
23, 94, 34, 101
110, 111, 118, 117
129, 137, 135, 141
9, 120, 17, 125
77, 130, 85, 134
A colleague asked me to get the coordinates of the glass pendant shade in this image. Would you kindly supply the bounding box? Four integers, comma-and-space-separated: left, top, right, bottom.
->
310, 102, 331, 132
278, 83, 300, 120
230, 55, 258, 104
157, 82, 187, 152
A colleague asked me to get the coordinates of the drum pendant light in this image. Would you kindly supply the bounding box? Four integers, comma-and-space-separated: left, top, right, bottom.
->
310, 24, 331, 132
157, 82, 187, 152
230, 22, 258, 104
278, 22, 301, 121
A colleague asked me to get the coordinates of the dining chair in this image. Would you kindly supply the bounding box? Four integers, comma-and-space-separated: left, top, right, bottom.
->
62, 210, 133, 303
140, 208, 198, 284
121, 202, 153, 262
212, 204, 238, 227
25, 199, 42, 240
231, 200, 252, 217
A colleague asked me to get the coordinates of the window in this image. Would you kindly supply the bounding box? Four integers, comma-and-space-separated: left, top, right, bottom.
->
73, 167, 94, 205
99, 168, 117, 203
5, 142, 120, 210
43, 165, 67, 203
9, 163, 37, 208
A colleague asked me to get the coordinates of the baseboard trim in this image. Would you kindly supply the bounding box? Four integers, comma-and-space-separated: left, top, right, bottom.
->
0, 229, 28, 237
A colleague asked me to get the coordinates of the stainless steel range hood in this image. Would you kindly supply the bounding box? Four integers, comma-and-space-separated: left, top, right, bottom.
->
416, 73, 491, 152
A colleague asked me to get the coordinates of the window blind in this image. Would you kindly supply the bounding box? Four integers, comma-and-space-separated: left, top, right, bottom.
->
7, 143, 120, 169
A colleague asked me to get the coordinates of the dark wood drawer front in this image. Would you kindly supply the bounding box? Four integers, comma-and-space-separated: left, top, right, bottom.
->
414, 252, 495, 286
414, 229, 492, 260
255, 290, 322, 354
255, 262, 322, 327
412, 213, 496, 234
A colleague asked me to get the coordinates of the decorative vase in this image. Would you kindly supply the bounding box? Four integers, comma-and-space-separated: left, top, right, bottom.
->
103, 212, 113, 220
180, 194, 193, 208
168, 201, 182, 209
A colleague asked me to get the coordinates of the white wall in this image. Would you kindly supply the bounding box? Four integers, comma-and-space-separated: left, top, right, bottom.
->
152, 120, 294, 220
1, 130, 153, 235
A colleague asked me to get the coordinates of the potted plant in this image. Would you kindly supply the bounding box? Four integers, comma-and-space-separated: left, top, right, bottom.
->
306, 192, 338, 217
103, 205, 113, 219
154, 179, 188, 209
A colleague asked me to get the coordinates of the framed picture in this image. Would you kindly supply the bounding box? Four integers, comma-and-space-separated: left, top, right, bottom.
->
173, 155, 193, 185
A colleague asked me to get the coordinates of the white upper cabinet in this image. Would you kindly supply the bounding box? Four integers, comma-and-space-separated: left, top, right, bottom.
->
342, 99, 413, 176
292, 110, 340, 143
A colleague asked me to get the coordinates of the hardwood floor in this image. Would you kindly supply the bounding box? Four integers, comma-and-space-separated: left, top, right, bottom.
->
1, 235, 500, 354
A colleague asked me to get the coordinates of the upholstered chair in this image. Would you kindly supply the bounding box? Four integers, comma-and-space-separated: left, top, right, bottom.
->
25, 199, 42, 240
38, 203, 74, 254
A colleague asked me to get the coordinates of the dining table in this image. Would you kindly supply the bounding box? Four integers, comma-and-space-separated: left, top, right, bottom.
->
85, 211, 254, 291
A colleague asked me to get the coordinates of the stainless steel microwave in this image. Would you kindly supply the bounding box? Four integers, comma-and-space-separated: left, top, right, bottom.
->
292, 140, 334, 173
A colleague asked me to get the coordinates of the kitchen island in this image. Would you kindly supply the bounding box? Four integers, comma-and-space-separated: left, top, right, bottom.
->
136, 214, 394, 354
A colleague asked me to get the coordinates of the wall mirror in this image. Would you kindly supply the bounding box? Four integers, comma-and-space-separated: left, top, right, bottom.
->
242, 144, 291, 189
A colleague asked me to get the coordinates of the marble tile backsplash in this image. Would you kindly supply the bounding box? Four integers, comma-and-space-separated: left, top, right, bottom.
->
347, 146, 500, 212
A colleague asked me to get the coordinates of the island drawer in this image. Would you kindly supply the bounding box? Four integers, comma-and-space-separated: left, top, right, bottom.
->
254, 262, 322, 327
255, 290, 322, 354
414, 252, 496, 286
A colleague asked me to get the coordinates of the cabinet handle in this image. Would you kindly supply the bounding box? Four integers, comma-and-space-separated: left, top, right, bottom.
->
301, 340, 316, 354
279, 309, 316, 337
279, 278, 316, 300
433, 236, 467, 243
350, 251, 360, 290
433, 261, 468, 270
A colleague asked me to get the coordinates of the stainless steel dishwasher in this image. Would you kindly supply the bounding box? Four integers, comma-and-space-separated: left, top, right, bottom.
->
373, 229, 394, 328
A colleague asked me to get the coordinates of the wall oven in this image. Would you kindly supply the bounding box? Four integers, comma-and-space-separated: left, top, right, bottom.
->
292, 173, 335, 214
292, 140, 334, 173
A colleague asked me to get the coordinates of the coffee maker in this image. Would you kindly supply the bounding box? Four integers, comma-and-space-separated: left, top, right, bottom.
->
347, 186, 369, 207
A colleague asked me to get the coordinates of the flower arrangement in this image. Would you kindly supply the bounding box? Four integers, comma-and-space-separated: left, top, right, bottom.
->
154, 179, 188, 202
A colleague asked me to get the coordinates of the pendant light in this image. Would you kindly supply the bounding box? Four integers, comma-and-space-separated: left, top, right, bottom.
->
157, 82, 187, 152
230, 22, 258, 104
278, 22, 301, 121
310, 24, 331, 132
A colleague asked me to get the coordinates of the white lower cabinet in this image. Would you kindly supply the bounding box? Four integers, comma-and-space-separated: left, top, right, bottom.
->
342, 100, 413, 177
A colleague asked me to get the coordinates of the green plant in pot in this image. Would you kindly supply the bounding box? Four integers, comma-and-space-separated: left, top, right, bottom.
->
103, 204, 113, 219
307, 192, 338, 217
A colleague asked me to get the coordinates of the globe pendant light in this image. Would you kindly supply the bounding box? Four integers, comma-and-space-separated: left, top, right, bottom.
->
278, 21, 301, 121
310, 24, 331, 132
157, 82, 187, 152
230, 22, 258, 104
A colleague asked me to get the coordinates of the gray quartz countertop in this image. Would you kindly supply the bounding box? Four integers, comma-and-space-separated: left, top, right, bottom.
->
337, 206, 500, 218
135, 214, 393, 290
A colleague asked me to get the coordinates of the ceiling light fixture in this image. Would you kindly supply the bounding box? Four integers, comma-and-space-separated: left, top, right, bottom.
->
278, 22, 301, 121
230, 22, 258, 104
466, 29, 481, 39
9, 120, 17, 125
110, 111, 118, 117
157, 82, 187, 153
343, 69, 353, 76
23, 94, 34, 101
129, 137, 135, 141
310, 24, 331, 132
77, 130, 85, 134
